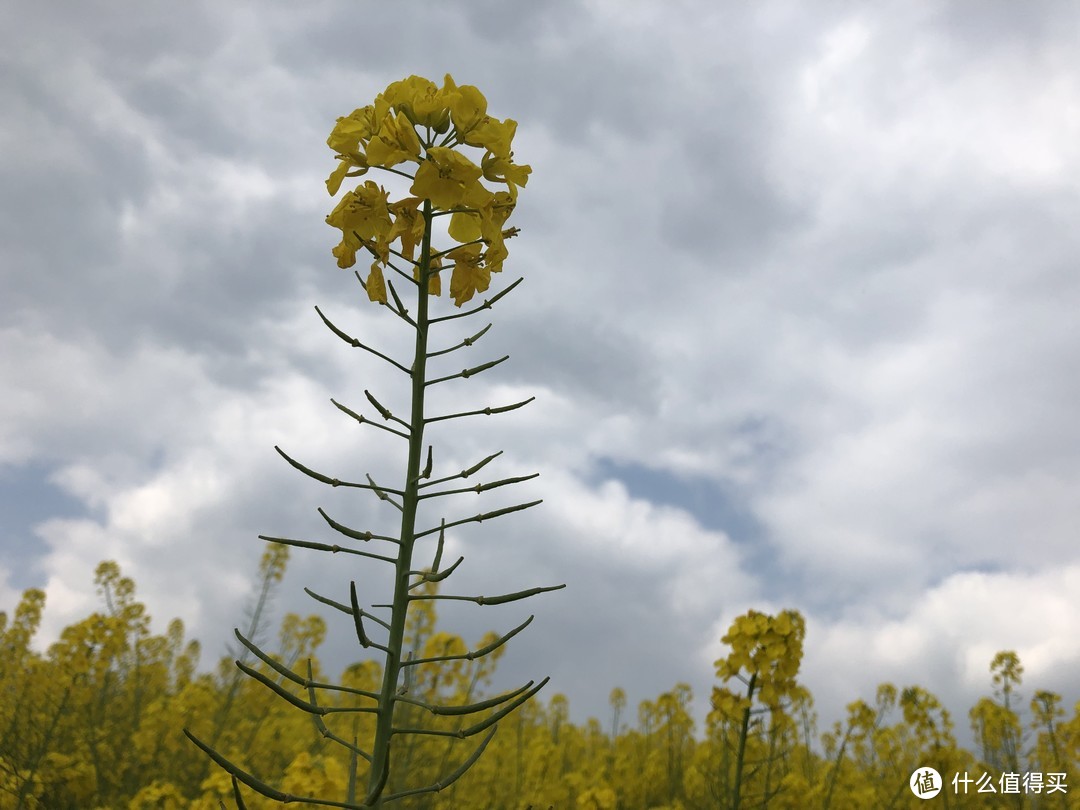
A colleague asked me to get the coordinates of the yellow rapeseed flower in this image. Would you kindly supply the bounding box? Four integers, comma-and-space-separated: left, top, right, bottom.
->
446, 243, 489, 306
325, 181, 392, 268
387, 196, 425, 261
482, 150, 531, 199
327, 106, 378, 159
448, 189, 514, 244
381, 74, 456, 132
410, 147, 484, 209
326, 74, 527, 295
444, 76, 519, 157
365, 111, 422, 168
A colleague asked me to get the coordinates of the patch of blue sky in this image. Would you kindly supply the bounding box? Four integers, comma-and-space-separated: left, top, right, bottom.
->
588, 456, 802, 601
0, 461, 88, 591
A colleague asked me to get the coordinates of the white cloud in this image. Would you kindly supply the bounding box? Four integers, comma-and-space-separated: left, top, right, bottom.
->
804, 566, 1080, 742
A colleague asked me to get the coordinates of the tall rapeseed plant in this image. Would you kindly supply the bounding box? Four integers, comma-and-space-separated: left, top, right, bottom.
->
185, 74, 563, 809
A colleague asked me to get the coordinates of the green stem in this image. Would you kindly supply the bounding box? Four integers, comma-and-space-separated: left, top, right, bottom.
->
731, 672, 757, 810
367, 199, 435, 807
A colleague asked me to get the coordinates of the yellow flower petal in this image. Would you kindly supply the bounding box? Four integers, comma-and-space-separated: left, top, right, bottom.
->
327, 106, 377, 155
382, 75, 454, 131
388, 196, 425, 261
325, 159, 351, 196
447, 244, 489, 306
448, 210, 482, 243
331, 239, 358, 269
325, 181, 392, 243
366, 262, 387, 304
410, 147, 483, 209
482, 151, 531, 198
365, 111, 422, 168
450, 84, 488, 136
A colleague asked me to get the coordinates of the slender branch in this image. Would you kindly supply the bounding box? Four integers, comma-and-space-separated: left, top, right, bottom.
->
425, 396, 535, 425
388, 262, 421, 288
355, 270, 416, 326
187, 728, 373, 809
313, 306, 411, 374
235, 630, 382, 704
418, 473, 539, 501
419, 451, 503, 489
184, 730, 292, 803
427, 323, 493, 359
429, 519, 446, 572
372, 164, 416, 181
387, 279, 412, 320
307, 660, 374, 763
395, 680, 534, 717
430, 237, 486, 260
414, 499, 543, 538
394, 677, 549, 738
318, 507, 402, 545
429, 277, 524, 324
399, 650, 414, 696
303, 587, 391, 631
273, 445, 405, 496
425, 355, 509, 386
403, 615, 533, 666
404, 584, 565, 607
308, 704, 375, 764
351, 230, 416, 283
409, 556, 463, 587
259, 534, 396, 565
235, 658, 375, 716
413, 445, 433, 484
229, 776, 248, 810
331, 397, 411, 440
365, 389, 412, 431
383, 242, 422, 269
366, 473, 403, 512
378, 727, 498, 803
429, 207, 479, 221
231, 629, 307, 687
350, 581, 391, 653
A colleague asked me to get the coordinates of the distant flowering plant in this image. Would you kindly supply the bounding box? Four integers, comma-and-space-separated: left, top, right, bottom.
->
186, 74, 560, 809
708, 609, 808, 807
324, 74, 530, 307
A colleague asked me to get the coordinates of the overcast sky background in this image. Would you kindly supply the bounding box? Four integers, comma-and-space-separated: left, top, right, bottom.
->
3, 0, 1079, 749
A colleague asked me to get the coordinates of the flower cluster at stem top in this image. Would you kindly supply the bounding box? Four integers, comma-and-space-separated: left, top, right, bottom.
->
714, 609, 806, 712
325, 74, 531, 307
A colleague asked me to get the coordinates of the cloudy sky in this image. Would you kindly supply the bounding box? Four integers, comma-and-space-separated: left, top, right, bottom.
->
3, 0, 1079, 748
